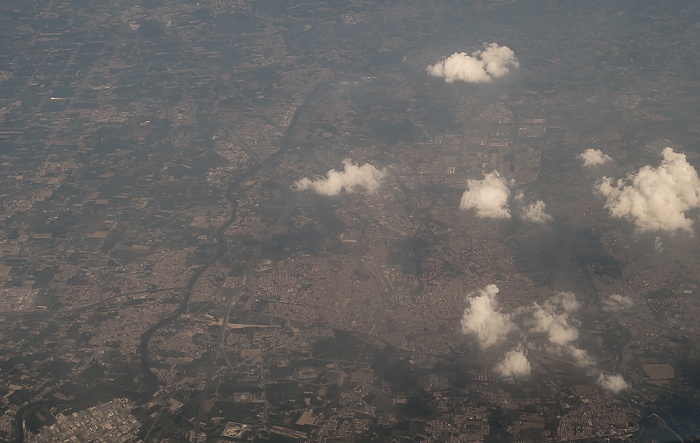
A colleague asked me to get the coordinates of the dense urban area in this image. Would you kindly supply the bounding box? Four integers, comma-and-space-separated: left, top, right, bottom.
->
2, 0, 700, 442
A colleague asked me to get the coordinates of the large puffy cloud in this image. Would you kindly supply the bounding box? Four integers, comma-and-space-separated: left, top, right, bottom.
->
579, 149, 612, 167
495, 347, 531, 379
461, 171, 512, 219
295, 159, 386, 196
461, 284, 514, 349
597, 373, 628, 393
596, 148, 700, 233
531, 292, 591, 365
427, 43, 519, 84
602, 294, 634, 311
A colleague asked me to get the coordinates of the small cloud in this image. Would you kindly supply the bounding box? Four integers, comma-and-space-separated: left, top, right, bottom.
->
597, 373, 628, 393
461, 284, 514, 349
579, 148, 612, 167
596, 147, 700, 233
654, 236, 664, 251
427, 43, 519, 84
568, 347, 593, 366
602, 294, 634, 311
531, 292, 591, 365
555, 291, 580, 314
495, 346, 531, 379
533, 305, 578, 346
460, 171, 512, 219
520, 200, 553, 223
295, 159, 386, 196
515, 192, 552, 223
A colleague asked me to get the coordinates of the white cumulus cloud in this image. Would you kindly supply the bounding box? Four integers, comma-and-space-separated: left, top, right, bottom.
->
531, 292, 591, 365
596, 147, 700, 233
295, 159, 386, 196
461, 284, 514, 349
461, 171, 512, 219
520, 200, 553, 223
579, 148, 612, 167
427, 43, 519, 84
533, 304, 578, 346
602, 294, 634, 311
597, 373, 628, 393
495, 347, 531, 379
654, 236, 664, 251
515, 192, 552, 223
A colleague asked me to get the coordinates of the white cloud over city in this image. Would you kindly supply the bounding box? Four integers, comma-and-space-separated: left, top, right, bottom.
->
460, 171, 512, 219
495, 347, 531, 379
295, 159, 387, 196
516, 192, 553, 223
427, 43, 519, 84
596, 147, 700, 233
602, 294, 634, 311
579, 148, 612, 167
460, 286, 633, 387
530, 292, 591, 365
597, 373, 628, 393
461, 284, 514, 349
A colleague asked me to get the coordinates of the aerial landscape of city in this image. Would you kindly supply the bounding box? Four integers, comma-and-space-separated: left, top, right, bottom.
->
3, 0, 700, 442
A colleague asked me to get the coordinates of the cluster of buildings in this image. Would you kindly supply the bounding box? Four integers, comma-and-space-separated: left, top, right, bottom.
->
3, 0, 700, 441
27, 398, 139, 443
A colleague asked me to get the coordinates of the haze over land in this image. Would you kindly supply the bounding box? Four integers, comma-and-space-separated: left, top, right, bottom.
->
2, 1, 700, 442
